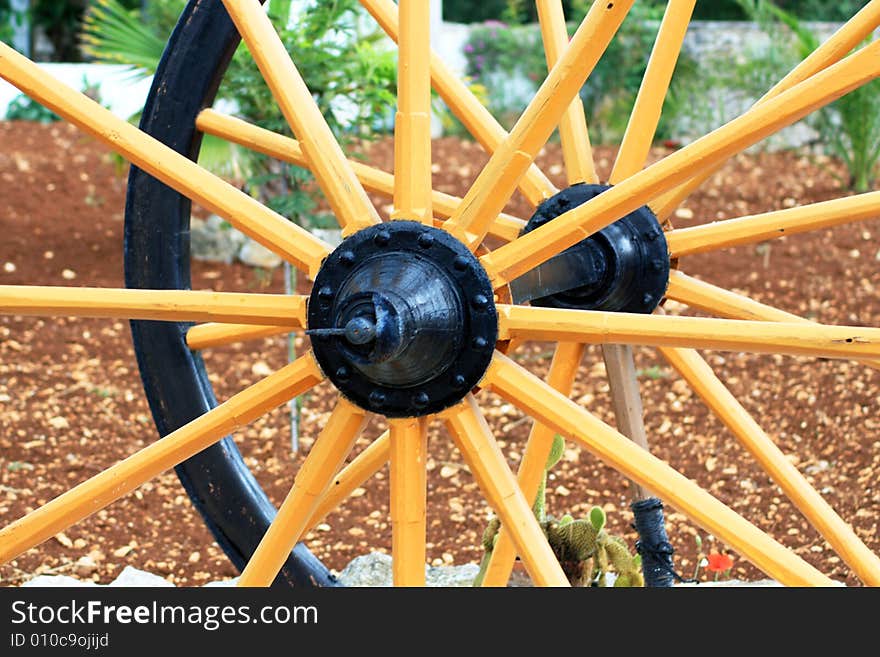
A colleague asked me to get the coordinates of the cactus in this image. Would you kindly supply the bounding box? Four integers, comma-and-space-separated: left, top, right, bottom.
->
474, 435, 643, 587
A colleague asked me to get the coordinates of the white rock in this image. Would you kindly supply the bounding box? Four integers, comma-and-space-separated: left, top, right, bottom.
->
191, 214, 247, 264
109, 565, 174, 587
237, 239, 282, 269
337, 552, 479, 587
203, 578, 240, 587
22, 574, 99, 587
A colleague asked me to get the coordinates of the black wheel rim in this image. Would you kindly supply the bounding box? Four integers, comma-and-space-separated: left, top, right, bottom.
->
124, 0, 337, 588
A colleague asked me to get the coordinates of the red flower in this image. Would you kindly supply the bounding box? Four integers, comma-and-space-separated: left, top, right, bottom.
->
706, 552, 734, 573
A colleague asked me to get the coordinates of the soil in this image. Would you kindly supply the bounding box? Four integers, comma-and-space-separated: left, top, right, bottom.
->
1, 120, 879, 587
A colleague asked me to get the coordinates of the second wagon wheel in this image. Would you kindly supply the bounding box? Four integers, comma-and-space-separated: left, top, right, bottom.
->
3, 0, 880, 586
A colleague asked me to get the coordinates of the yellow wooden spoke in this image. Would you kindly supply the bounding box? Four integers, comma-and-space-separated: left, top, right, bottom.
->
665, 270, 803, 322
665, 271, 880, 371
481, 41, 880, 286
480, 341, 584, 587
186, 323, 293, 351
652, 0, 880, 219
537, 0, 597, 185
393, 0, 433, 225
196, 110, 525, 241
609, 0, 696, 184
659, 345, 880, 585
443, 0, 635, 248
305, 431, 390, 533
390, 418, 428, 586
0, 353, 323, 565
220, 0, 379, 236
666, 191, 880, 257
0, 42, 330, 277
359, 0, 557, 207
238, 398, 368, 587
483, 352, 832, 586
443, 395, 570, 587
497, 303, 880, 360
0, 286, 306, 326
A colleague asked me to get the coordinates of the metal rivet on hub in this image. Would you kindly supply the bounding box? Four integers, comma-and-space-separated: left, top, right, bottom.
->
369, 390, 386, 407
453, 255, 470, 271
318, 286, 334, 302
643, 294, 654, 305
339, 250, 356, 267
452, 374, 468, 390
644, 230, 659, 242
373, 230, 391, 247
412, 391, 430, 409
335, 366, 351, 381
651, 259, 665, 272
472, 294, 489, 309
472, 336, 489, 349
418, 232, 434, 249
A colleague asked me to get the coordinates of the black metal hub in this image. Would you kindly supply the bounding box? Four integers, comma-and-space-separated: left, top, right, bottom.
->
514, 183, 669, 313
308, 222, 497, 417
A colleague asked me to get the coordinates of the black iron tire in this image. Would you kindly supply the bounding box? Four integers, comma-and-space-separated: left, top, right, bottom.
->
124, 0, 337, 588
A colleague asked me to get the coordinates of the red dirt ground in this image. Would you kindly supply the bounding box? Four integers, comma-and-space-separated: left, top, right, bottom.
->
1, 121, 879, 587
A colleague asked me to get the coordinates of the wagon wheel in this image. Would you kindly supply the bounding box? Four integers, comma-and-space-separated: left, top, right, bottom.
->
3, 0, 880, 587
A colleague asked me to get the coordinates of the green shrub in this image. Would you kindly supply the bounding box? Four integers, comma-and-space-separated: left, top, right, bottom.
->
462, 3, 697, 144
4, 94, 61, 122
80, 0, 396, 229
740, 0, 880, 191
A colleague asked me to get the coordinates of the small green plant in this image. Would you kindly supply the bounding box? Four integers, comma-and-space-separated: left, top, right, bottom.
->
4, 94, 61, 122
474, 435, 643, 586
637, 365, 670, 380
739, 0, 880, 191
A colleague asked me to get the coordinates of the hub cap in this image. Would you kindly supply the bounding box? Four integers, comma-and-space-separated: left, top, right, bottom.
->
308, 222, 498, 417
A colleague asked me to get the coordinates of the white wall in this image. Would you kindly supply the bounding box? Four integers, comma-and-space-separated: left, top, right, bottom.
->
0, 63, 153, 121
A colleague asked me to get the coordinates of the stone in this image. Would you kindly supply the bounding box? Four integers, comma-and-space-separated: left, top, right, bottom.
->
109, 565, 174, 587
22, 574, 99, 587
237, 238, 282, 269
190, 214, 247, 264
312, 228, 343, 248
336, 552, 480, 587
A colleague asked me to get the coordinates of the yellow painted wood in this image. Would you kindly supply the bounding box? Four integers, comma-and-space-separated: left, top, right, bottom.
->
484, 353, 833, 586
660, 345, 880, 586
444, 395, 569, 587
609, 0, 696, 184
665, 270, 802, 322
390, 418, 428, 586
481, 341, 584, 587
0, 353, 324, 565
359, 0, 557, 207
666, 191, 880, 257
652, 0, 880, 219
481, 41, 880, 286
196, 110, 525, 241
221, 0, 379, 236
0, 42, 329, 278
305, 431, 390, 532
665, 271, 880, 371
393, 0, 433, 226
187, 323, 292, 351
537, 0, 597, 185
443, 0, 635, 247
497, 303, 880, 360
238, 398, 368, 587
0, 285, 306, 326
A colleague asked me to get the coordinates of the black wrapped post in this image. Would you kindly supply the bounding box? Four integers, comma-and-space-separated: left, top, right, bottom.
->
631, 497, 676, 587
